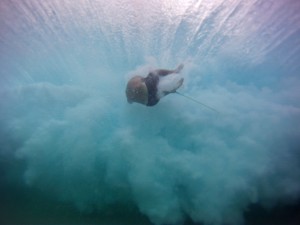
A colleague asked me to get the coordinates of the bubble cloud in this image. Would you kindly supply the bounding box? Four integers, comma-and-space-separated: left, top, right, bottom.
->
1, 0, 300, 224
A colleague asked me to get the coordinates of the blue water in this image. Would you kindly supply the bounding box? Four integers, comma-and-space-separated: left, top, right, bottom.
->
1, 0, 300, 224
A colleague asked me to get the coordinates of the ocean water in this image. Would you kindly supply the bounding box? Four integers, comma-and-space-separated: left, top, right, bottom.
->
1, 0, 300, 224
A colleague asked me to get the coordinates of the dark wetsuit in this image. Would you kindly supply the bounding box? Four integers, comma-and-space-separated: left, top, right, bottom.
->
143, 73, 159, 106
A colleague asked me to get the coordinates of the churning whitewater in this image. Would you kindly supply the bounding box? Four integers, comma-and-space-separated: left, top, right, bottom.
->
0, 0, 300, 224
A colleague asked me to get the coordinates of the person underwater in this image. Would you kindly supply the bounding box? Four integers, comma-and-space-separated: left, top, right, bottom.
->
126, 64, 184, 106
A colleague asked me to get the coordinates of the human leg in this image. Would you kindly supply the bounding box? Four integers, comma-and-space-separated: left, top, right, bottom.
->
151, 63, 184, 76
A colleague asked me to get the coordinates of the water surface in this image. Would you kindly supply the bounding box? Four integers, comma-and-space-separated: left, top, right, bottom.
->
1, 0, 300, 224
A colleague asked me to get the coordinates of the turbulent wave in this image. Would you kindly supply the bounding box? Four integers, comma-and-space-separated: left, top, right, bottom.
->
1, 0, 300, 224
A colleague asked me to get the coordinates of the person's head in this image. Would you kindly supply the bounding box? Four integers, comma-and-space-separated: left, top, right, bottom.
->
125, 76, 148, 105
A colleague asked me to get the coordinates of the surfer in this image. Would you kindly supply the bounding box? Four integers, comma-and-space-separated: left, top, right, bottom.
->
126, 64, 184, 106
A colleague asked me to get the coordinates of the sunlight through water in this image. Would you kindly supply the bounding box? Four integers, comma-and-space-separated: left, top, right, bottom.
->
1, 0, 300, 224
